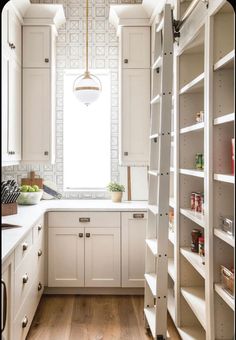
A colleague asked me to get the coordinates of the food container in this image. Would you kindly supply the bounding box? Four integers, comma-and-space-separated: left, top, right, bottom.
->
221, 265, 234, 297
196, 111, 204, 123
195, 193, 202, 213
195, 153, 204, 170
17, 190, 43, 205
191, 192, 197, 210
198, 236, 205, 265
220, 216, 234, 236
191, 229, 202, 253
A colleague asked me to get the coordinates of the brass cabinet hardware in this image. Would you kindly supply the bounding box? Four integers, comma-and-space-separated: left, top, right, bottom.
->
79, 217, 90, 223
38, 282, 43, 291
22, 242, 28, 251
38, 249, 43, 257
22, 316, 28, 328
22, 274, 29, 284
78, 233, 83, 238
86, 233, 90, 238
133, 213, 144, 219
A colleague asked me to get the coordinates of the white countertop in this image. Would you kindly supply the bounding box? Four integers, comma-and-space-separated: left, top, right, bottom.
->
1, 199, 148, 263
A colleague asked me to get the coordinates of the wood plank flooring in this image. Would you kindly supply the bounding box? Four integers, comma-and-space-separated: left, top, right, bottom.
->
27, 295, 181, 340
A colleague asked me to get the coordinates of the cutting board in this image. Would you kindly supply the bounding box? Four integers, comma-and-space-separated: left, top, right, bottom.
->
21, 171, 43, 189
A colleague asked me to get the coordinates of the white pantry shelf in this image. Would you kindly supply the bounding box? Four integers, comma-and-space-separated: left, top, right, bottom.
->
145, 273, 157, 297
149, 133, 159, 139
214, 228, 234, 247
152, 55, 162, 69
181, 287, 206, 330
180, 208, 205, 228
215, 283, 235, 311
148, 205, 159, 215
214, 50, 235, 71
213, 112, 235, 125
180, 122, 204, 134
151, 94, 160, 104
179, 73, 204, 95
180, 247, 206, 279
168, 258, 175, 280
146, 239, 157, 256
167, 288, 175, 321
178, 326, 205, 340
214, 174, 234, 183
180, 168, 204, 178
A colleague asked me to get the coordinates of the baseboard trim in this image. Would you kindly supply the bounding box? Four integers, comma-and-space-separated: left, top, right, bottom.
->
43, 287, 144, 295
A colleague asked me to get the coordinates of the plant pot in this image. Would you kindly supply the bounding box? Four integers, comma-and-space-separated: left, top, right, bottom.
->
111, 191, 123, 203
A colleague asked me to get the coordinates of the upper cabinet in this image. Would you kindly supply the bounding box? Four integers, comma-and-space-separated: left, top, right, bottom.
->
121, 27, 150, 69
1, 3, 22, 166
23, 26, 51, 68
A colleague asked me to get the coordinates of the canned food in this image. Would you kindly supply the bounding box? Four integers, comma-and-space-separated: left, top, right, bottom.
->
195, 193, 202, 213
191, 192, 197, 210
195, 153, 203, 170
198, 236, 205, 265
191, 229, 202, 253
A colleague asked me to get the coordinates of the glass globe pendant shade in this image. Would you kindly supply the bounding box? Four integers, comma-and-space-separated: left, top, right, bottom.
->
73, 71, 102, 106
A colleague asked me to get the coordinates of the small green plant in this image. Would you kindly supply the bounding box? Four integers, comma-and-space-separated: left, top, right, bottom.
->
107, 182, 125, 192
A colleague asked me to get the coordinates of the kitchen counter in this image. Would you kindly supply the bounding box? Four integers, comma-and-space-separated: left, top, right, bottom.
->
1, 199, 148, 262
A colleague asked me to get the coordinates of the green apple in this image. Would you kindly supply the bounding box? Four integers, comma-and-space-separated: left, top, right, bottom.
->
32, 185, 40, 192
28, 187, 35, 192
20, 185, 29, 192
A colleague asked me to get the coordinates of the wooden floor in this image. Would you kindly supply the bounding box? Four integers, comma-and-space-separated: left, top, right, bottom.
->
27, 295, 181, 340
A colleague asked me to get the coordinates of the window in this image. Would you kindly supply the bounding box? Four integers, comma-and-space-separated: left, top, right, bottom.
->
63, 70, 111, 190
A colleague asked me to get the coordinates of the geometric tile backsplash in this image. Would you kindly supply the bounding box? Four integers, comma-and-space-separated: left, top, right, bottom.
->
2, 0, 148, 200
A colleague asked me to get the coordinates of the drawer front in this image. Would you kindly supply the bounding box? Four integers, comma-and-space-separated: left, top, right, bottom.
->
48, 212, 120, 228
13, 276, 41, 340
33, 216, 44, 244
15, 230, 33, 269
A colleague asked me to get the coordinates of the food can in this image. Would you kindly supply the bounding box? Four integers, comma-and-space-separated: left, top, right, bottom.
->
201, 193, 204, 215
195, 193, 202, 213
191, 229, 202, 253
191, 192, 197, 210
195, 153, 203, 170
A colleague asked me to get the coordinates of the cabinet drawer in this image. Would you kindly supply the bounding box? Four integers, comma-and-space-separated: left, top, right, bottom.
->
14, 230, 33, 269
48, 212, 120, 228
13, 276, 41, 340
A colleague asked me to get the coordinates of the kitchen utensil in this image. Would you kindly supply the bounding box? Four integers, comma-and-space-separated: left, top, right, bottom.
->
21, 171, 43, 189
42, 180, 62, 200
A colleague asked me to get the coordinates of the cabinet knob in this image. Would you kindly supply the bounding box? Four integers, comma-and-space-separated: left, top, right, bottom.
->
45, 58, 49, 63
38, 249, 43, 257
22, 274, 29, 284
124, 59, 128, 64
9, 42, 15, 49
22, 242, 28, 251
86, 233, 90, 238
22, 316, 28, 328
38, 282, 43, 291
44, 151, 49, 156
124, 152, 128, 156
78, 233, 83, 238
38, 224, 42, 231
8, 151, 15, 155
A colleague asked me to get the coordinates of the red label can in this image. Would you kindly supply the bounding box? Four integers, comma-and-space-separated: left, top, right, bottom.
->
191, 192, 196, 210
195, 193, 202, 213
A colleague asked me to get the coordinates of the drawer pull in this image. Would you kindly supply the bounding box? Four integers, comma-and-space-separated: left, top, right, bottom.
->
45, 58, 49, 63
22, 316, 28, 328
22, 274, 29, 284
38, 249, 43, 257
38, 224, 42, 231
79, 218, 90, 223
86, 233, 90, 238
22, 242, 28, 251
133, 213, 144, 219
38, 282, 43, 291
78, 233, 83, 238
124, 59, 128, 63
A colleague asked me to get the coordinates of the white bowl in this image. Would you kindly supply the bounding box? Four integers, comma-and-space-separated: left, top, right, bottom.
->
17, 190, 43, 205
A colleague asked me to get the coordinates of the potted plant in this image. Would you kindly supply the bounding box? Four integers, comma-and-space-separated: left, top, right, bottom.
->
107, 182, 125, 202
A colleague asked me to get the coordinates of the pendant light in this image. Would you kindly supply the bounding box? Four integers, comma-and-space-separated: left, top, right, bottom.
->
73, 0, 102, 106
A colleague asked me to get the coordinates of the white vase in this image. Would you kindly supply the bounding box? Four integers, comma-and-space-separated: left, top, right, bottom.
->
111, 191, 123, 203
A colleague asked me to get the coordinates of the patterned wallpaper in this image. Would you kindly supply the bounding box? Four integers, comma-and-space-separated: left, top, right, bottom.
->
2, 0, 148, 200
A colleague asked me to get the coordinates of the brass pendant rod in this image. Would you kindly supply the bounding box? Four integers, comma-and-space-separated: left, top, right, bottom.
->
85, 0, 89, 73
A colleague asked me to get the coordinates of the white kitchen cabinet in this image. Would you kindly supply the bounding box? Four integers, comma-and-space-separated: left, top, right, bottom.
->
2, 253, 14, 340
1, 3, 21, 166
48, 227, 85, 287
22, 25, 56, 164
23, 26, 51, 68
121, 68, 150, 165
121, 27, 150, 69
121, 212, 147, 287
85, 227, 120, 287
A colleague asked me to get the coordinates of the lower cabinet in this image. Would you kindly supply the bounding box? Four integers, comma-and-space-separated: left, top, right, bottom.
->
2, 253, 14, 340
48, 226, 120, 287
122, 212, 147, 287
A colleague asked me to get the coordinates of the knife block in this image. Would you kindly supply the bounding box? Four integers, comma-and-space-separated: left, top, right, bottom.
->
1, 202, 18, 216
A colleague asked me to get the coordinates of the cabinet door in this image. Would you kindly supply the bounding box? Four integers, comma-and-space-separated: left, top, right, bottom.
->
8, 7, 21, 65
1, 52, 9, 163
121, 27, 150, 69
8, 58, 21, 161
121, 212, 147, 287
23, 26, 51, 68
2, 254, 14, 340
48, 228, 84, 287
85, 227, 120, 287
23, 68, 51, 162
121, 68, 150, 165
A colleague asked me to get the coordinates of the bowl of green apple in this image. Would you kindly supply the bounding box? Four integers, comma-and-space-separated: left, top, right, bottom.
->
17, 185, 43, 205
